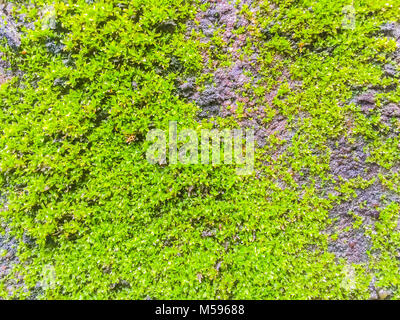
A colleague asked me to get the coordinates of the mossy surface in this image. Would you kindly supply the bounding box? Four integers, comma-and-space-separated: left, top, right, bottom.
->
0, 0, 400, 299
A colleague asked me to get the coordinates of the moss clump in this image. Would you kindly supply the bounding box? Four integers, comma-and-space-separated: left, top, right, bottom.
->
0, 0, 400, 299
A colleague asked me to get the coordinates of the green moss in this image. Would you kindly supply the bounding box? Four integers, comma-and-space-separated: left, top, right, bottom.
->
0, 0, 400, 299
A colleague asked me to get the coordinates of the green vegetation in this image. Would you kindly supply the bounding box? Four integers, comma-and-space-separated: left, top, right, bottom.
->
0, 0, 400, 299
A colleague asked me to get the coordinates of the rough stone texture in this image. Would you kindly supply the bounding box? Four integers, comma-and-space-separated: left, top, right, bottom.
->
0, 3, 20, 296
382, 103, 400, 120
325, 133, 400, 272
182, 0, 261, 120
0, 2, 27, 298
0, 2, 33, 84
384, 63, 398, 78
352, 91, 377, 114
0, 5, 21, 49
381, 22, 400, 41
329, 137, 379, 181
323, 21, 400, 284
381, 21, 400, 64
180, 0, 300, 150
0, 227, 21, 297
